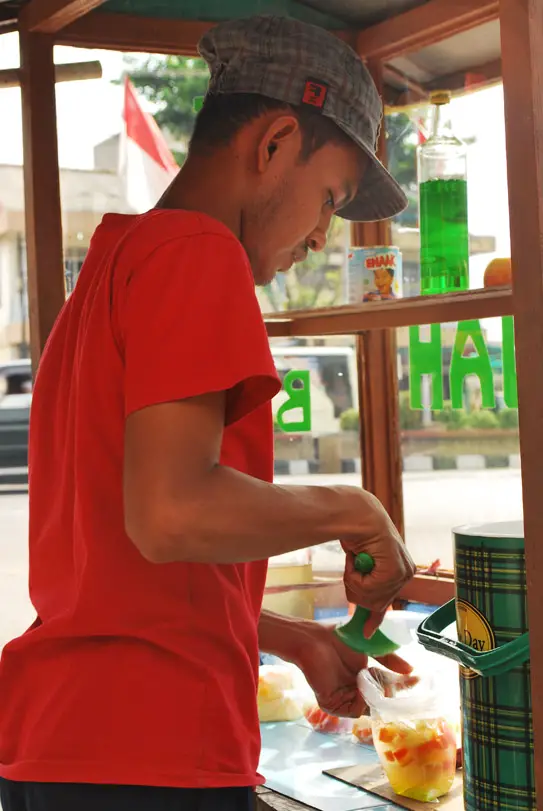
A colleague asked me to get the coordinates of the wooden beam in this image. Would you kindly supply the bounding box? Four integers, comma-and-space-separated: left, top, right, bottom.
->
425, 58, 502, 94
0, 59, 101, 88
357, 0, 499, 62
382, 63, 427, 99
264, 286, 513, 338
56, 12, 354, 55
353, 61, 404, 541
357, 328, 405, 532
263, 572, 456, 604
56, 13, 211, 54
19, 30, 65, 373
19, 0, 107, 34
399, 573, 455, 605
385, 58, 503, 111
500, 0, 543, 802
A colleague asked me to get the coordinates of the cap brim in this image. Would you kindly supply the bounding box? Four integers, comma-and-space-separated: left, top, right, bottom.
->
337, 145, 409, 223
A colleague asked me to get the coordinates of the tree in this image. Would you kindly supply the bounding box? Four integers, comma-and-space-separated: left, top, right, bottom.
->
385, 112, 419, 227
126, 54, 209, 161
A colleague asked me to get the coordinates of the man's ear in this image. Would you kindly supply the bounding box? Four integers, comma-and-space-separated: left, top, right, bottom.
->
256, 114, 301, 174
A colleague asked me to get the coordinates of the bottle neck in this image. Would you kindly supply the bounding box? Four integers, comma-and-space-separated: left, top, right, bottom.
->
430, 103, 447, 139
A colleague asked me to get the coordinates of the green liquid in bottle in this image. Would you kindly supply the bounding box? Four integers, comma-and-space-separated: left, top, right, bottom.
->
419, 177, 469, 295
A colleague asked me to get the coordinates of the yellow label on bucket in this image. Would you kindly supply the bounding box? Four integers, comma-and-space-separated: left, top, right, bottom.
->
457, 599, 495, 679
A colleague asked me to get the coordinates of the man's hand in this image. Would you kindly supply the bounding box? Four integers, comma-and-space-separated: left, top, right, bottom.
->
340, 489, 417, 638
297, 623, 415, 718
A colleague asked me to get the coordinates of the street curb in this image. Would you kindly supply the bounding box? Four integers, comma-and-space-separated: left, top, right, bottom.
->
0, 467, 28, 486
274, 455, 521, 476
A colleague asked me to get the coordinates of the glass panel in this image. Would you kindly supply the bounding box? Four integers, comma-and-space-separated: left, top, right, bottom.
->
258, 217, 351, 314
398, 315, 521, 571
55, 45, 189, 295
384, 20, 508, 297
264, 335, 361, 621
0, 32, 33, 650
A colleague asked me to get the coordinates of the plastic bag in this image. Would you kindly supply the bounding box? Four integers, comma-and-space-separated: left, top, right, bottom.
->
352, 714, 374, 745
358, 669, 457, 802
304, 705, 354, 734
257, 665, 312, 722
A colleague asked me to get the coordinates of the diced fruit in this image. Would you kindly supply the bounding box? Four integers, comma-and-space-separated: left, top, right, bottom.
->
378, 726, 397, 744
352, 716, 373, 746
372, 718, 456, 802
304, 706, 349, 733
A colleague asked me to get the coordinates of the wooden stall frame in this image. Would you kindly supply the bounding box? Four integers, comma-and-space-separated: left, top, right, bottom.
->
19, 29, 65, 374
264, 286, 513, 337
7, 0, 543, 800
500, 0, 543, 796
0, 59, 102, 88
14, 0, 517, 596
356, 0, 499, 61
19, 0, 107, 33
351, 61, 404, 539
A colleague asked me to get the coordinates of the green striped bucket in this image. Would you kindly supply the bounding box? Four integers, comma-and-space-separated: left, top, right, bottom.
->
417, 521, 533, 810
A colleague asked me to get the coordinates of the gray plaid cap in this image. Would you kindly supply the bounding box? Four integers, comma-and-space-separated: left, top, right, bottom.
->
198, 15, 408, 222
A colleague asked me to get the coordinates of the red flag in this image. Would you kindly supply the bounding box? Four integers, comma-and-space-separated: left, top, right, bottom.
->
120, 77, 178, 213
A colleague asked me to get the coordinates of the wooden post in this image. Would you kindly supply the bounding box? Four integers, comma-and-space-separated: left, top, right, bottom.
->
500, 0, 543, 801
351, 62, 405, 536
19, 29, 65, 373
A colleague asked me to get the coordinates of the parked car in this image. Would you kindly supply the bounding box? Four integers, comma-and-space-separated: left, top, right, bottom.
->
0, 360, 32, 470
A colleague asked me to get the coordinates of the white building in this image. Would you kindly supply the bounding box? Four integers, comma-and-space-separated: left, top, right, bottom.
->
0, 139, 132, 359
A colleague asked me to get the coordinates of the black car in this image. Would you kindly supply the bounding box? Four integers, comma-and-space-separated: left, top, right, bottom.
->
0, 360, 32, 471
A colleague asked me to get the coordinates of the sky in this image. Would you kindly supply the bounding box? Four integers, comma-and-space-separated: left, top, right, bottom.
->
0, 32, 510, 337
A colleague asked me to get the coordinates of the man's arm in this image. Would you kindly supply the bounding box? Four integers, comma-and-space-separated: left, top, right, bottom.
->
124, 391, 414, 614
258, 609, 320, 665
258, 610, 414, 718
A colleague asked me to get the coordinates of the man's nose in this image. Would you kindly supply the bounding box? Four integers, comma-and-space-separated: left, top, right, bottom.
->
306, 227, 327, 254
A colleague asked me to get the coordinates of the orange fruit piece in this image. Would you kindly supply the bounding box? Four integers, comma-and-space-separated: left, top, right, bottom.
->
484, 257, 512, 287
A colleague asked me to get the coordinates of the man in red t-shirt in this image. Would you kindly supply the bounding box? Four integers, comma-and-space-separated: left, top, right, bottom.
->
0, 15, 415, 811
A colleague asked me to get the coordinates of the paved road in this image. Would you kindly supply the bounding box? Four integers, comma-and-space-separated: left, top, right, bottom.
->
0, 468, 523, 650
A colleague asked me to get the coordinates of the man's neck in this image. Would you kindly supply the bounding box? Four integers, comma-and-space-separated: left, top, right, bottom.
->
156, 151, 243, 240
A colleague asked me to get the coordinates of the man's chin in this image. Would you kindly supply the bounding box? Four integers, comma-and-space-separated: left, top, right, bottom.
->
254, 269, 278, 287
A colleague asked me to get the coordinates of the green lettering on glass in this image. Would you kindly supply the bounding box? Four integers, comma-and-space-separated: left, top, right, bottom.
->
450, 319, 495, 409
277, 370, 312, 433
408, 324, 444, 410
193, 96, 204, 112
502, 315, 518, 408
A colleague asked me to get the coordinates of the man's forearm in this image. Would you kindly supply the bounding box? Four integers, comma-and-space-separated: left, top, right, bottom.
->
258, 609, 323, 665
138, 462, 367, 564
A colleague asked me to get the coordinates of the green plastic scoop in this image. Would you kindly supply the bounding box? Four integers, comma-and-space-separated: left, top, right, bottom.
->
334, 553, 412, 656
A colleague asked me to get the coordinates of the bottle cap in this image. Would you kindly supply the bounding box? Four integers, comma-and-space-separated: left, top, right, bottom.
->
429, 90, 451, 106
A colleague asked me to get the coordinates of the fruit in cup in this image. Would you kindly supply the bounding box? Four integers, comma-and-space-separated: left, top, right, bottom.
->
372, 717, 457, 801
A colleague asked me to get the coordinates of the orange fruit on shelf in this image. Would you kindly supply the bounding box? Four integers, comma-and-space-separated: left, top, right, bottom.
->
484, 257, 512, 287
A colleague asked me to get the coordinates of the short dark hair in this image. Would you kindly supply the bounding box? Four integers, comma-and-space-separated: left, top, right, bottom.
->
189, 92, 351, 161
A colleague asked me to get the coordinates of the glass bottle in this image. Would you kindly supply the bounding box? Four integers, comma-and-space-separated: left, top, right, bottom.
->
417, 91, 469, 295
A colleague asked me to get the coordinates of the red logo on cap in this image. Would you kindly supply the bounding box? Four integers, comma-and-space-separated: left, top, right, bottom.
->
302, 80, 328, 109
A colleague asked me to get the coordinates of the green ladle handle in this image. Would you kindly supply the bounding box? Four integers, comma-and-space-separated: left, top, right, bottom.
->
335, 552, 401, 655
354, 552, 375, 575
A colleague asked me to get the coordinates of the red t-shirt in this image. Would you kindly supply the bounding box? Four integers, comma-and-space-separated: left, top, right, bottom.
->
0, 210, 281, 788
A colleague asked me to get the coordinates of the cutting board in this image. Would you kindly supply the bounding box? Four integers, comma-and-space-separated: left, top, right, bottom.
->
325, 764, 464, 810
